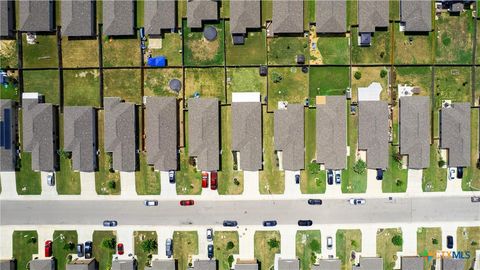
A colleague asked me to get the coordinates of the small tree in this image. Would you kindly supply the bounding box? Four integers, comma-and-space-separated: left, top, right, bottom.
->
438, 159, 446, 168
392, 151, 402, 163
226, 241, 235, 250
228, 255, 235, 268
108, 180, 116, 189
272, 73, 283, 83
353, 159, 367, 175
380, 69, 388, 78
102, 238, 116, 250
354, 71, 362, 80
141, 239, 158, 253
64, 242, 75, 251
432, 238, 438, 245
391, 235, 403, 246
27, 237, 37, 244
268, 238, 280, 249
309, 239, 320, 252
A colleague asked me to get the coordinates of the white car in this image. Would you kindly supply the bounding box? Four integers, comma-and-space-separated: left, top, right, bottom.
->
144, 200, 158, 206
46, 172, 55, 186
349, 198, 366, 205
448, 168, 456, 180
326, 236, 333, 249
206, 228, 213, 242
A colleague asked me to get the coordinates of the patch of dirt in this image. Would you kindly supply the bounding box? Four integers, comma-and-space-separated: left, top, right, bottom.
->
189, 38, 219, 61
0, 40, 16, 59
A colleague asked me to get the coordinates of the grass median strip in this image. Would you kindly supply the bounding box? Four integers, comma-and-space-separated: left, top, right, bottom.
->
134, 231, 158, 270
377, 228, 403, 270
336, 229, 361, 270
52, 231, 78, 270
13, 231, 38, 270
296, 230, 321, 270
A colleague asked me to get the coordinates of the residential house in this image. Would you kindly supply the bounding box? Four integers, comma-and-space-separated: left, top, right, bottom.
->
188, 260, 217, 270
103, 0, 135, 36
104, 97, 137, 172
0, 100, 17, 172
358, 0, 389, 45
352, 257, 383, 270
146, 260, 176, 270
358, 101, 389, 170
19, 0, 54, 32
272, 0, 304, 34
0, 259, 15, 270
145, 97, 178, 171
112, 260, 136, 270
399, 96, 430, 169
63, 106, 97, 172
234, 261, 258, 270
400, 256, 423, 270
277, 259, 299, 270
312, 259, 341, 270
0, 0, 14, 38
441, 258, 465, 270
29, 259, 55, 270
316, 96, 347, 170
230, 0, 261, 44
66, 259, 97, 270
61, 0, 96, 36
315, 0, 347, 33
187, 0, 218, 29
274, 104, 304, 171
22, 93, 58, 172
145, 0, 176, 36
188, 98, 220, 172
399, 0, 432, 32
440, 102, 471, 168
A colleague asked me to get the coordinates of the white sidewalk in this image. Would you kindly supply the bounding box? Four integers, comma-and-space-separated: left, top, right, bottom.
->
0, 227, 14, 258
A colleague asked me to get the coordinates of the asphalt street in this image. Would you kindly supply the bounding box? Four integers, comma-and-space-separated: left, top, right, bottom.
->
1, 196, 479, 226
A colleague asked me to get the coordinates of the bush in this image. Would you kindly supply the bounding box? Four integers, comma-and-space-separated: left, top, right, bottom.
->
353, 159, 367, 175
392, 151, 402, 163
380, 69, 388, 78
268, 238, 280, 249
108, 180, 116, 189
228, 255, 235, 268
226, 241, 235, 250
438, 159, 446, 168
432, 238, 438, 245
64, 242, 75, 251
102, 238, 116, 250
309, 239, 320, 252
272, 72, 283, 83
391, 235, 403, 246
141, 239, 158, 253
354, 71, 362, 80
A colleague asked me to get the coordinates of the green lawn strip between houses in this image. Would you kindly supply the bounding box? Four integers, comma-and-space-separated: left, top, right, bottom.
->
52, 231, 78, 270
417, 227, 442, 270
376, 228, 403, 270
254, 231, 281, 270
457, 227, 480, 269
173, 231, 198, 270
134, 231, 158, 270
382, 145, 408, 193
336, 229, 362, 270
296, 230, 321, 270
422, 141, 447, 192
93, 231, 117, 270
56, 113, 81, 195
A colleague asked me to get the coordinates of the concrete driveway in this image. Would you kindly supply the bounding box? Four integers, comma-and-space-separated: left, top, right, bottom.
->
321, 227, 337, 258
0, 172, 17, 198
154, 228, 174, 259
80, 173, 96, 197
284, 171, 301, 196
116, 228, 134, 258
120, 172, 136, 197
160, 172, 176, 198
243, 171, 260, 197
40, 172, 57, 198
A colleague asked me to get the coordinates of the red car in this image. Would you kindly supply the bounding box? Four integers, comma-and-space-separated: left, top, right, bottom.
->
117, 243, 124, 255
210, 171, 217, 190
45, 240, 52, 257
202, 172, 209, 188
180, 200, 195, 206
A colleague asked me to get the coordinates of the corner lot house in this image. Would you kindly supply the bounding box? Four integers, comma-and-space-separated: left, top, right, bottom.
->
399, 0, 432, 32
61, 0, 96, 36
357, 0, 389, 45
440, 102, 471, 168
272, 0, 304, 35
274, 104, 304, 171
144, 0, 176, 36
103, 0, 135, 36
0, 100, 17, 172
358, 101, 388, 170
19, 0, 55, 32
0, 0, 14, 38
229, 0, 261, 44
187, 0, 218, 29
315, 0, 347, 34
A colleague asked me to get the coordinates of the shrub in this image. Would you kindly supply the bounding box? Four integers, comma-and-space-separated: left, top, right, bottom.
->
268, 238, 280, 249
272, 72, 283, 83
102, 238, 116, 249
141, 239, 158, 253
353, 159, 367, 175
63, 242, 75, 251
228, 255, 235, 268
380, 69, 388, 78
391, 235, 403, 246
108, 180, 116, 189
226, 241, 235, 250
354, 71, 362, 80
438, 159, 446, 168
432, 238, 438, 245
309, 239, 320, 252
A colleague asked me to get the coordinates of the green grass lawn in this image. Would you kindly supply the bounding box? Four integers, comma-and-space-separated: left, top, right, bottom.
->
389, 0, 400, 21
267, 36, 309, 65
134, 231, 158, 270
213, 231, 239, 270
394, 67, 432, 97
104, 69, 142, 103
220, 0, 230, 18
144, 68, 183, 97
93, 231, 117, 270
184, 68, 226, 103
351, 26, 391, 64
422, 142, 447, 192
0, 40, 18, 68
393, 23, 434, 64
56, 114, 81, 195
463, 109, 480, 191
351, 67, 389, 102
309, 67, 349, 98
376, 228, 402, 270
254, 231, 281, 270
382, 146, 408, 193
262, 0, 272, 22
16, 152, 41, 195
13, 231, 38, 270
435, 10, 474, 64
336, 229, 362, 270
457, 227, 480, 269
136, 0, 144, 29
183, 20, 225, 66
477, 21, 480, 64
147, 33, 183, 66
268, 67, 308, 109
305, 0, 315, 29
22, 34, 58, 68
476, 67, 480, 105
63, 69, 100, 107
135, 153, 161, 195
417, 227, 441, 270
23, 70, 60, 104
309, 32, 349, 65
0, 78, 19, 100
296, 230, 321, 270
62, 38, 99, 68
103, 36, 141, 67
173, 231, 198, 270
226, 68, 267, 103
52, 231, 78, 270
225, 22, 266, 65
346, 0, 357, 26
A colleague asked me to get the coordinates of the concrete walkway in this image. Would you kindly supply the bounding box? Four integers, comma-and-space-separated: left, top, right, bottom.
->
120, 172, 137, 197
80, 173, 96, 197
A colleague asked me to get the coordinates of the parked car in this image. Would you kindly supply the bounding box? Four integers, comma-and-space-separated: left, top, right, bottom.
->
349, 198, 366, 205
180, 200, 194, 206
44, 240, 52, 257
103, 220, 118, 227
447, 235, 454, 249
46, 173, 55, 186
327, 236, 333, 249
456, 167, 463, 179
327, 170, 334, 185
166, 238, 173, 258
206, 228, 213, 242
295, 174, 300, 184
376, 169, 383, 180
335, 171, 341, 184
263, 220, 277, 227
210, 171, 217, 190
76, 243, 84, 257
169, 170, 176, 184
471, 196, 480, 203
202, 172, 209, 188
307, 199, 322, 205
84, 241, 92, 259
448, 168, 456, 180
117, 243, 124, 255
298, 220, 313, 226
207, 244, 214, 259
144, 200, 158, 206
223, 220, 238, 227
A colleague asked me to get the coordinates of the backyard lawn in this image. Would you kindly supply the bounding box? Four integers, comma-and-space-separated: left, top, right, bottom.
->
267, 36, 309, 65
382, 146, 408, 193
225, 22, 266, 65
103, 37, 141, 67
213, 231, 239, 270
476, 67, 480, 105
12, 231, 38, 270
394, 67, 432, 97
351, 27, 391, 64
0, 40, 18, 68
393, 23, 434, 64
144, 68, 183, 97
62, 38, 99, 68
147, 33, 182, 67
0, 75, 19, 100
377, 228, 403, 270
22, 34, 58, 68
93, 231, 117, 270
134, 231, 158, 270
183, 21, 225, 66
268, 67, 308, 109
435, 10, 474, 64
296, 230, 321, 270
63, 69, 100, 107
52, 231, 78, 270
417, 227, 441, 270
56, 114, 81, 195
135, 153, 161, 195
185, 68, 226, 103
23, 70, 60, 104
309, 67, 349, 98
226, 68, 267, 103
336, 229, 362, 270
422, 142, 447, 192
457, 227, 480, 269
351, 67, 389, 102
309, 28, 349, 65
173, 231, 198, 270
254, 231, 281, 270
104, 69, 142, 103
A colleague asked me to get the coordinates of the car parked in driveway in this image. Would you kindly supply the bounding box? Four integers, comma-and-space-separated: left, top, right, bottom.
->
207, 244, 214, 259
334, 171, 341, 184
327, 236, 333, 249
103, 220, 118, 227
166, 238, 173, 257
84, 241, 92, 259
223, 220, 238, 227
144, 200, 158, 206
202, 172, 209, 188
169, 170, 176, 183
206, 228, 213, 242
46, 173, 55, 186
263, 220, 277, 227
327, 170, 333, 185
376, 169, 383, 180
295, 174, 300, 184
448, 168, 456, 180
308, 199, 322, 205
210, 171, 217, 190
447, 235, 453, 249
45, 240, 52, 257
349, 198, 365, 205
180, 200, 194, 206
77, 243, 84, 257
298, 220, 313, 226
456, 167, 463, 179
117, 243, 124, 255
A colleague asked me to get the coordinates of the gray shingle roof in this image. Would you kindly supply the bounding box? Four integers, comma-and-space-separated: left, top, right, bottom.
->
104, 97, 137, 172
274, 104, 304, 171
187, 0, 218, 28
188, 260, 216, 270
312, 259, 341, 270
399, 96, 430, 169
0, 100, 17, 172
64, 106, 97, 172
234, 263, 258, 270
232, 102, 262, 171
111, 260, 136, 270
29, 260, 55, 270
230, 0, 261, 35
315, 0, 347, 33
61, 0, 95, 36
358, 0, 389, 33
19, 0, 54, 32
352, 257, 383, 270
440, 102, 471, 167
358, 101, 389, 169
22, 95, 57, 172
103, 0, 135, 36
0, 0, 14, 37
146, 260, 176, 270
278, 259, 299, 270
316, 96, 347, 170
441, 258, 465, 270
145, 97, 178, 171
400, 0, 432, 32
272, 0, 304, 34
144, 0, 176, 35
0, 259, 15, 270
188, 98, 219, 171
66, 259, 97, 270
400, 257, 423, 270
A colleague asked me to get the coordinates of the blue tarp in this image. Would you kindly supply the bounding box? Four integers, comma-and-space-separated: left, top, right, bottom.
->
147, 56, 167, 67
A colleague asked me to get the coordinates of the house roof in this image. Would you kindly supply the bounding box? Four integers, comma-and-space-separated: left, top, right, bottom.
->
440, 102, 471, 167
146, 260, 176, 270
441, 258, 465, 270
278, 259, 299, 270
400, 0, 432, 32
358, 0, 389, 33
358, 101, 389, 169
0, 100, 17, 172
0, 259, 15, 270
61, 0, 95, 36
272, 0, 304, 34
29, 260, 55, 270
315, 0, 347, 33
187, 0, 218, 28
145, 97, 178, 171
234, 263, 258, 270
19, 0, 54, 32
188, 260, 216, 270
103, 0, 135, 36
0, 0, 14, 37
22, 94, 57, 172
399, 96, 430, 169
63, 106, 97, 172
400, 257, 423, 270
104, 97, 137, 172
274, 104, 304, 171
188, 98, 220, 171
312, 259, 341, 270
66, 259, 97, 270
316, 96, 347, 170
145, 0, 176, 35
352, 257, 383, 270
111, 260, 136, 270
232, 102, 262, 171
230, 0, 261, 35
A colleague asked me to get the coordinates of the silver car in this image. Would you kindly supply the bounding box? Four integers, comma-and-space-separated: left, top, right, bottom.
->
206, 228, 213, 242
166, 238, 173, 258
46, 172, 55, 186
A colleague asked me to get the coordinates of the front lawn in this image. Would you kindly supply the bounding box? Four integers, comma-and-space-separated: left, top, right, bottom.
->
134, 231, 158, 270
309, 67, 349, 98
13, 231, 38, 270
225, 22, 266, 65
226, 68, 267, 103
183, 21, 225, 66
22, 34, 58, 68
213, 231, 239, 270
56, 113, 81, 195
184, 68, 226, 103
336, 229, 362, 270
23, 70, 60, 104
147, 32, 182, 67
63, 69, 100, 107
62, 38, 99, 68
52, 231, 78, 270
268, 67, 308, 109
382, 146, 408, 193
144, 68, 183, 97
393, 23, 434, 64
435, 10, 474, 64
296, 230, 321, 270
104, 69, 142, 103
0, 40, 18, 68
376, 228, 402, 270
92, 231, 117, 270
422, 142, 447, 192
16, 152, 41, 195
254, 231, 281, 270
351, 27, 391, 64
417, 227, 441, 270
173, 231, 198, 270
457, 227, 480, 269
135, 153, 161, 195
103, 36, 141, 67
309, 28, 349, 65
267, 36, 309, 65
